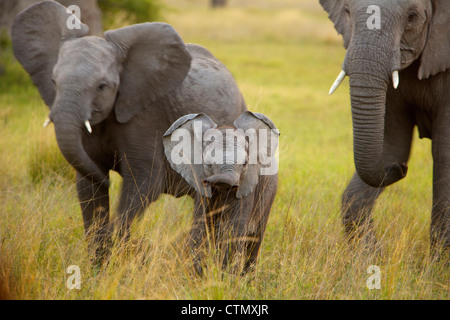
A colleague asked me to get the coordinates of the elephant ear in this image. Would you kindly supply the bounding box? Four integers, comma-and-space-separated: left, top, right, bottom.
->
233, 111, 280, 199
319, 0, 352, 49
104, 23, 192, 124
11, 1, 89, 108
163, 113, 217, 198
418, 0, 450, 79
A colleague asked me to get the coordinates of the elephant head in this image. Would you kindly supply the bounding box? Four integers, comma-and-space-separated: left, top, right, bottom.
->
162, 112, 279, 199
11, 1, 191, 186
321, 0, 450, 187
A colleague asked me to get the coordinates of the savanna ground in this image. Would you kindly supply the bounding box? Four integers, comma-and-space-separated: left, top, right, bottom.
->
0, 0, 448, 300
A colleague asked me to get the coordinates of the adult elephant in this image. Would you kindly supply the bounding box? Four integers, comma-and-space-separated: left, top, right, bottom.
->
12, 1, 246, 263
320, 0, 450, 255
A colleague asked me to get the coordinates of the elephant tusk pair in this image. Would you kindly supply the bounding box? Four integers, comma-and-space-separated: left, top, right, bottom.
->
43, 117, 92, 134
329, 70, 400, 95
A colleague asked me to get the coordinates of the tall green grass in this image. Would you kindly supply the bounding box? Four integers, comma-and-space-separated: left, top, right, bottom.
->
0, 0, 448, 299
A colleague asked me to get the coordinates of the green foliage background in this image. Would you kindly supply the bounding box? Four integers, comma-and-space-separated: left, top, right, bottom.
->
98, 0, 161, 29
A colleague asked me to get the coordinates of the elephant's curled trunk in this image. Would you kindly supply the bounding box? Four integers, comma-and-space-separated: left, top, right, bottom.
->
347, 42, 407, 188
203, 169, 240, 188
51, 99, 109, 187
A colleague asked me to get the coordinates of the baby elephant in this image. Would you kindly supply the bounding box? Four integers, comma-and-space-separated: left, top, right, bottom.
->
163, 111, 279, 274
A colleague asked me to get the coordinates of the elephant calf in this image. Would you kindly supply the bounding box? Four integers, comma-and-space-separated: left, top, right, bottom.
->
163, 111, 279, 274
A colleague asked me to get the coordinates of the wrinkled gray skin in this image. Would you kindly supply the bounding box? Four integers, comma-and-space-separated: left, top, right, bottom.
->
12, 1, 246, 263
163, 112, 279, 274
320, 0, 450, 255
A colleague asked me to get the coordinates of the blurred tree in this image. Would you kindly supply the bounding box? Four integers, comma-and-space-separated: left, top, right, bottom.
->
98, 0, 161, 30
211, 0, 227, 8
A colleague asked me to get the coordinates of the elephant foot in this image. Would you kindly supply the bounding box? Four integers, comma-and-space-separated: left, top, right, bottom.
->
344, 222, 381, 256
193, 260, 204, 277
430, 242, 450, 266
89, 238, 112, 269
241, 261, 257, 276
188, 246, 206, 277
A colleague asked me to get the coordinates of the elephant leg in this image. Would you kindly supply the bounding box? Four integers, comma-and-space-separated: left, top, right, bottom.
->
220, 196, 255, 274
431, 114, 450, 259
116, 176, 162, 242
188, 196, 217, 276
116, 154, 165, 243
242, 175, 277, 273
76, 172, 112, 265
342, 99, 414, 250
240, 217, 268, 274
342, 172, 384, 248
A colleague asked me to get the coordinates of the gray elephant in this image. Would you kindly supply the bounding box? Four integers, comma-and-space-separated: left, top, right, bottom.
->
12, 1, 246, 263
320, 0, 450, 255
162, 112, 279, 274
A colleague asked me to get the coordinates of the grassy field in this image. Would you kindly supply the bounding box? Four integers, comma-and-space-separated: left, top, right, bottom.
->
0, 0, 448, 299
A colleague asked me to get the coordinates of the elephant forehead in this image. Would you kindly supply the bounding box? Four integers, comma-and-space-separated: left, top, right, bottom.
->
56, 37, 116, 70
348, 0, 412, 10
204, 128, 247, 162
206, 127, 246, 146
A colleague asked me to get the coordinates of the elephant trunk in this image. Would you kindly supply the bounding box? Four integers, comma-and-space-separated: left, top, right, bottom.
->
50, 98, 109, 187
203, 168, 240, 190
347, 39, 406, 188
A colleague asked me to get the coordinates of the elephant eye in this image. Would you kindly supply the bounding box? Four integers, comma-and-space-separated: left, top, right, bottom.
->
97, 82, 107, 91
344, 4, 350, 15
51, 78, 56, 86
406, 11, 419, 28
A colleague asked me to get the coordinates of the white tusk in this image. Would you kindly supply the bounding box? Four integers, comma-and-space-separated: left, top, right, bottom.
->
43, 118, 51, 128
392, 71, 399, 89
329, 70, 346, 95
84, 120, 92, 133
